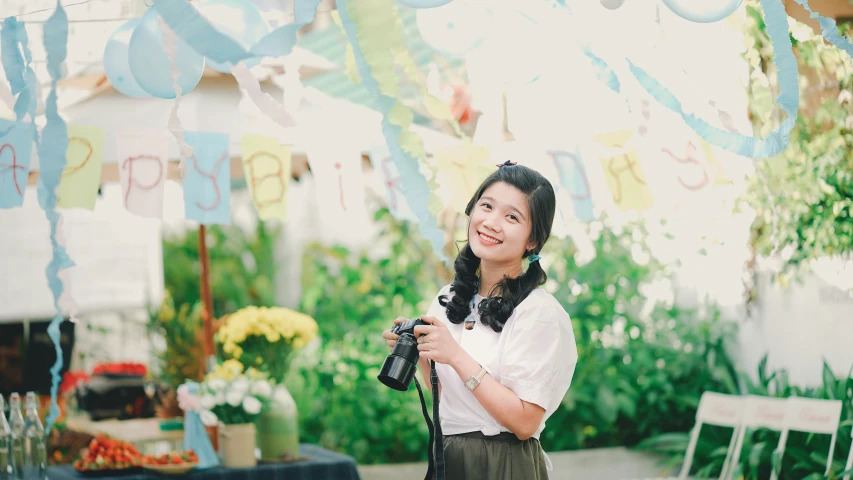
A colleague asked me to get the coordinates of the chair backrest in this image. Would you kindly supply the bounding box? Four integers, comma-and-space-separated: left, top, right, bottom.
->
679, 392, 744, 480
728, 395, 788, 480
771, 397, 843, 480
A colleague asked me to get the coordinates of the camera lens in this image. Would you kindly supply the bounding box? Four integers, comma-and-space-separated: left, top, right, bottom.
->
378, 333, 420, 391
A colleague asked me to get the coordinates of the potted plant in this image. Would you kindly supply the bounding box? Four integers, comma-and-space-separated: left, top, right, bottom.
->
197, 361, 272, 468
215, 306, 318, 461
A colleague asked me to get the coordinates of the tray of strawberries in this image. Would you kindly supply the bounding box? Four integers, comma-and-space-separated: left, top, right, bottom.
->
141, 450, 199, 475
72, 435, 144, 476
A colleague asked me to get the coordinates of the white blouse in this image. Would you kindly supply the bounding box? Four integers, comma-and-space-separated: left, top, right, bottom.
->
426, 284, 578, 440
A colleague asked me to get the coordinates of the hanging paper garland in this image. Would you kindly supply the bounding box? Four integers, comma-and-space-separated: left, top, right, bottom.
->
337, 0, 449, 263
36, 0, 73, 432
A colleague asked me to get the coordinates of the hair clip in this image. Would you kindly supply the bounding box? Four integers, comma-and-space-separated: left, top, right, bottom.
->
496, 160, 517, 168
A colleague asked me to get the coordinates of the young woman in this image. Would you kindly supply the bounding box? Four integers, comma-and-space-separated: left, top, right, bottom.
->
383, 162, 578, 479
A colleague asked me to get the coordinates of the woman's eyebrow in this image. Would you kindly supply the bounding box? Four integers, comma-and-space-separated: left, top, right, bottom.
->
480, 196, 527, 221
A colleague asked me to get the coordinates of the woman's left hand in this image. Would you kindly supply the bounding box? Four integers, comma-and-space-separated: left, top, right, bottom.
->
414, 316, 464, 366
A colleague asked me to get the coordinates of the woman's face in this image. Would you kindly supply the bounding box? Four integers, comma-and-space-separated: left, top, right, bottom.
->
468, 182, 536, 264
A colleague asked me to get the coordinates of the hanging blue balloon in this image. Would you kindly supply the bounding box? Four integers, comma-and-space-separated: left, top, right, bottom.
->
128, 7, 205, 99
397, 0, 454, 8
661, 0, 743, 23
195, 0, 270, 73
103, 19, 151, 98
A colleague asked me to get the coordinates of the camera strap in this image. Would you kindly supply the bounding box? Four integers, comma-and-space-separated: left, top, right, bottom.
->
414, 360, 445, 480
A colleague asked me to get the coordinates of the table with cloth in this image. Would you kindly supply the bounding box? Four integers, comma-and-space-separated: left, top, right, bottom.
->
47, 444, 361, 480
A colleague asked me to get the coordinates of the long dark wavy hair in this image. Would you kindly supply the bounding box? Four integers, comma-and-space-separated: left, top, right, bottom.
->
439, 164, 556, 332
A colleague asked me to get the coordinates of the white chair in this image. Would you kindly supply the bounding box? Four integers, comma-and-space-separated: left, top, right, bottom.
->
676, 392, 745, 480
770, 397, 843, 480
726, 395, 788, 480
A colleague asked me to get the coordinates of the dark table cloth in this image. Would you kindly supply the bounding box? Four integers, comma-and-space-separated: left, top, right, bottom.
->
47, 444, 360, 480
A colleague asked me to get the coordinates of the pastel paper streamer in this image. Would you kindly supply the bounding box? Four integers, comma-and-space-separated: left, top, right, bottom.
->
546, 149, 595, 222
183, 131, 231, 225
578, 0, 797, 159
116, 129, 170, 218
368, 145, 418, 223
159, 17, 194, 175
58, 124, 104, 210
794, 0, 853, 58
0, 119, 35, 208
582, 48, 621, 94
240, 134, 291, 221
179, 383, 219, 469
151, 0, 318, 131
338, 0, 448, 263
1, 18, 37, 124
36, 1, 73, 432
434, 143, 491, 215
624, 0, 797, 158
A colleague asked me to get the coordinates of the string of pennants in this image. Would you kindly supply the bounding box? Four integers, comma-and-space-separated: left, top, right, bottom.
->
1, 119, 732, 225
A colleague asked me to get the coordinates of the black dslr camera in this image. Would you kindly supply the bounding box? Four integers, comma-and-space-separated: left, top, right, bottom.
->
377, 318, 428, 391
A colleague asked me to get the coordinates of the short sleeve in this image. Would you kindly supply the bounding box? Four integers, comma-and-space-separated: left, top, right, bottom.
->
500, 302, 577, 410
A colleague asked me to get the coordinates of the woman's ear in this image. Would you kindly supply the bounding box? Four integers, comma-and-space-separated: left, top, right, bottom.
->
526, 241, 538, 252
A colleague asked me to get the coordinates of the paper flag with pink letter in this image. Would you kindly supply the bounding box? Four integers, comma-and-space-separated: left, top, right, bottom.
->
241, 135, 291, 221
183, 131, 231, 225
0, 119, 35, 209
594, 130, 654, 212
369, 145, 418, 223
546, 148, 595, 222
306, 139, 366, 220
116, 129, 169, 218
58, 124, 104, 211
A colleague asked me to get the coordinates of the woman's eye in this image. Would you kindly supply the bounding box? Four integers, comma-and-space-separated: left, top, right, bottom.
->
481, 202, 491, 210
508, 214, 519, 222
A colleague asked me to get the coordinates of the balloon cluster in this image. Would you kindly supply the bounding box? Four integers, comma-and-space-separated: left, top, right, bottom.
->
104, 0, 269, 99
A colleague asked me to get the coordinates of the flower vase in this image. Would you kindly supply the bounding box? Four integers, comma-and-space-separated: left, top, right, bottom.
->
218, 423, 257, 468
256, 385, 299, 461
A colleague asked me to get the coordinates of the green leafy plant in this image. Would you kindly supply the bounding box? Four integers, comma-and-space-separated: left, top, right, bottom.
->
540, 221, 738, 452
640, 356, 853, 479
160, 222, 280, 319
291, 210, 739, 464
742, 0, 853, 282
147, 293, 205, 389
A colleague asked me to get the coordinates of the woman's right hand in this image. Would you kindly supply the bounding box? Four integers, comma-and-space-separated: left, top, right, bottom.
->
381, 317, 408, 351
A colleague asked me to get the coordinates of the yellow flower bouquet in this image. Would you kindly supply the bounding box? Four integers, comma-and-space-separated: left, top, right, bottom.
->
215, 306, 319, 381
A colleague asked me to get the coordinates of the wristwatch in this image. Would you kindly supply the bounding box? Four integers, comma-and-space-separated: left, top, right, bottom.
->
464, 366, 488, 392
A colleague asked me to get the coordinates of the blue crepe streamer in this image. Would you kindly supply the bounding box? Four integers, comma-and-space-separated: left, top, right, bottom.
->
578, 0, 798, 159
337, 0, 448, 263
35, 1, 72, 432
1, 18, 37, 131
181, 383, 219, 469
794, 0, 853, 58
152, 0, 321, 66
582, 48, 621, 94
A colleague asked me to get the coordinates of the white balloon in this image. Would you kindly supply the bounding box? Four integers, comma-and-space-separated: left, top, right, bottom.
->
661, 0, 743, 23
600, 0, 625, 10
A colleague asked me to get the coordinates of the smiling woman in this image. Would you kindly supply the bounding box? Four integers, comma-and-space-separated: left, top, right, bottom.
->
382, 163, 578, 480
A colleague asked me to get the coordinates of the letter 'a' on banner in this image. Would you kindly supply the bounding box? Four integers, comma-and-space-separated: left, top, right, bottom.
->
0, 119, 35, 209
58, 124, 104, 211
184, 131, 231, 225
240, 134, 291, 222
593, 130, 654, 212
115, 129, 170, 218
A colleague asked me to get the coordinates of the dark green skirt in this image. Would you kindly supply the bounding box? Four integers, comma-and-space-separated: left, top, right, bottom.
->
442, 431, 549, 480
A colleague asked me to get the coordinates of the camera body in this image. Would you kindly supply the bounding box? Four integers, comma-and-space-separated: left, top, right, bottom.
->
378, 318, 429, 391
390, 318, 428, 338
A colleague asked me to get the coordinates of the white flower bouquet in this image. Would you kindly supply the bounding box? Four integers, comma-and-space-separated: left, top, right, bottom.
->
197, 360, 272, 426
